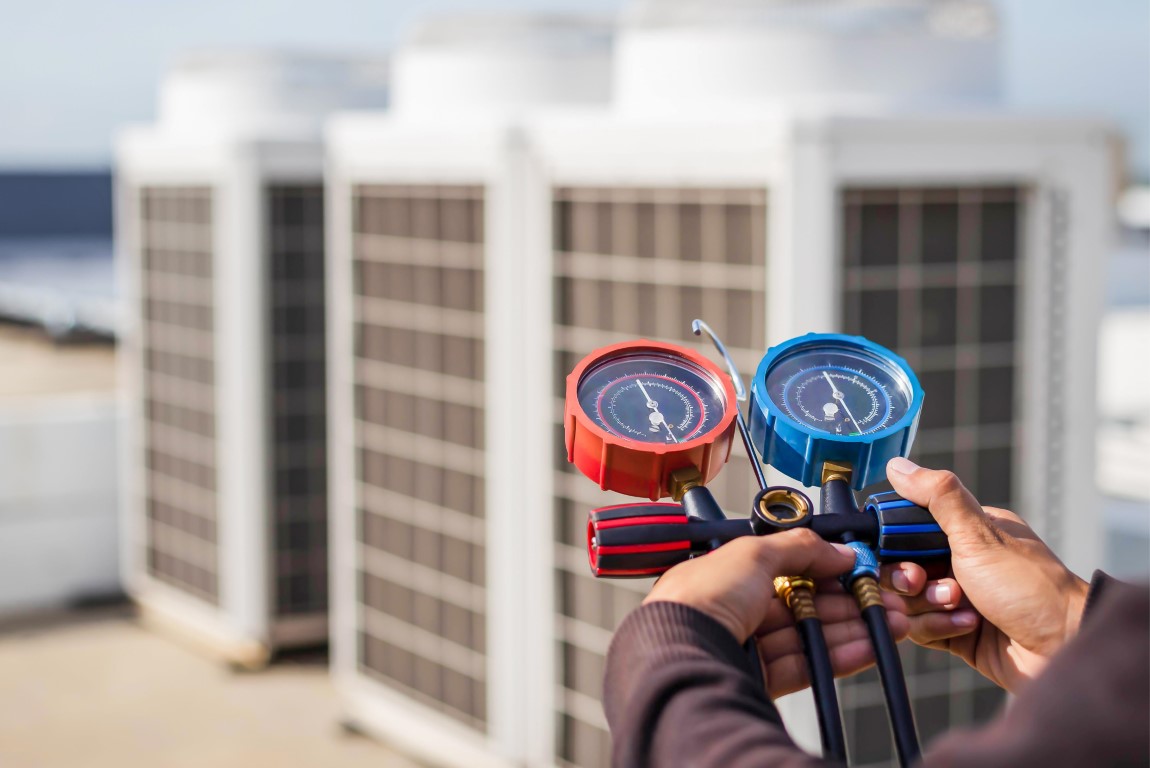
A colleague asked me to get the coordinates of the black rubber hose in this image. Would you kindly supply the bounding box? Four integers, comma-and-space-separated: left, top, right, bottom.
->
796, 617, 848, 761
861, 602, 921, 767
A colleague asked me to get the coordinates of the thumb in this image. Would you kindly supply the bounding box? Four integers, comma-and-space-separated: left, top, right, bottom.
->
885, 457, 988, 538
751, 528, 857, 579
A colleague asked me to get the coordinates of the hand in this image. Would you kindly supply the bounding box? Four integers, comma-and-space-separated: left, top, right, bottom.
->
880, 457, 1089, 692
645, 529, 909, 698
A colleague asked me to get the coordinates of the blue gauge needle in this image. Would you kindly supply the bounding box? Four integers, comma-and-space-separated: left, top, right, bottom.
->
636, 379, 679, 443
823, 371, 863, 434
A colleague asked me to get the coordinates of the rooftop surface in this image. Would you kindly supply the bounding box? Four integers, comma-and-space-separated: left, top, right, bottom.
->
0, 323, 115, 398
0, 607, 421, 768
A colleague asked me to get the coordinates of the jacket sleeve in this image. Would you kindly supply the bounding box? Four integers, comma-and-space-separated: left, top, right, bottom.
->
603, 600, 836, 768
923, 573, 1149, 767
603, 574, 1149, 768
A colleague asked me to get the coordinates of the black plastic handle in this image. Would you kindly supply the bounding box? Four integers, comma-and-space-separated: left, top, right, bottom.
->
586, 504, 755, 577
863, 492, 950, 566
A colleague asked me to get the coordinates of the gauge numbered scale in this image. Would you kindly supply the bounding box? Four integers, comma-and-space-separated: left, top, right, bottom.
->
749, 334, 924, 489
565, 340, 738, 500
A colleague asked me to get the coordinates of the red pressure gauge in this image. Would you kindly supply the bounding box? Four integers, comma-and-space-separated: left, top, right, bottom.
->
564, 340, 738, 500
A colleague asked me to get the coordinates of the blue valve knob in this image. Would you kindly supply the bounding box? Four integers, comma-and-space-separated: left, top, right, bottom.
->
864, 491, 949, 564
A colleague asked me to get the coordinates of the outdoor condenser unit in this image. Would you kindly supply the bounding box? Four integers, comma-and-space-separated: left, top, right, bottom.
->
521, 1, 1116, 766
116, 52, 388, 665
325, 15, 612, 768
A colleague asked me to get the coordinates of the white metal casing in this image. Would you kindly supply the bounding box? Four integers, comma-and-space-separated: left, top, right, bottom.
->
116, 134, 329, 662
324, 106, 562, 768
524, 108, 1114, 755
116, 51, 386, 663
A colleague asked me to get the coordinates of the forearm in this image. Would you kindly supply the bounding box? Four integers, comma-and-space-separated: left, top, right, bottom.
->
604, 601, 836, 768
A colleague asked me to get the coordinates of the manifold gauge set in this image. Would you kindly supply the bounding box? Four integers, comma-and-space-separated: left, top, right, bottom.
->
563, 323, 947, 766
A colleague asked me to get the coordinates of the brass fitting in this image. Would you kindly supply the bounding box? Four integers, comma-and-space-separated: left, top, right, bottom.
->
757, 487, 811, 525
821, 460, 853, 486
668, 467, 703, 501
851, 575, 885, 610
773, 575, 818, 621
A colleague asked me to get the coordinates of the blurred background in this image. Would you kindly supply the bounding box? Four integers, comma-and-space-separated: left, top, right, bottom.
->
0, 1, 1146, 767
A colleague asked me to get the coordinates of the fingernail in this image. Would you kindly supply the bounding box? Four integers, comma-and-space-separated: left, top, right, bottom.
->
926, 583, 952, 604
891, 570, 911, 594
888, 457, 920, 476
951, 610, 978, 628
832, 543, 854, 558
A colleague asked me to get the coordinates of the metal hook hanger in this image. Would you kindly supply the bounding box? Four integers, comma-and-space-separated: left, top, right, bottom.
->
692, 319, 747, 402
692, 318, 765, 490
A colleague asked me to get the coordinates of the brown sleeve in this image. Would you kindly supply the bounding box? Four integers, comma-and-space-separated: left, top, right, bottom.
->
924, 576, 1150, 767
604, 577, 1149, 768
603, 600, 836, 768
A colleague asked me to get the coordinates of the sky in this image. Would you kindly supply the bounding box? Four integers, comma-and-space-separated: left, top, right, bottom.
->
1, 0, 1147, 179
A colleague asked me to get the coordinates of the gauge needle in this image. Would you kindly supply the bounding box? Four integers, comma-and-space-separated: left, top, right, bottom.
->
823, 371, 863, 434
636, 379, 679, 443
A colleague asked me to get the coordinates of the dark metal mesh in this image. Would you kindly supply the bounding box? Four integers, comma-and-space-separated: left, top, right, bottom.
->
839, 186, 1019, 765
268, 184, 329, 617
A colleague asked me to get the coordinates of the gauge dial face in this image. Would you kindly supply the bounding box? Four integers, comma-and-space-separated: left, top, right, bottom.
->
764, 345, 914, 437
577, 351, 727, 445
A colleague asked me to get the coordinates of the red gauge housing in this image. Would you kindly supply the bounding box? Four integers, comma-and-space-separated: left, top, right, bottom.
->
564, 339, 738, 500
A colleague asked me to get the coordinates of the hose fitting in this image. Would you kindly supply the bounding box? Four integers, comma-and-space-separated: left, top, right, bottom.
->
773, 576, 818, 621
840, 540, 879, 589
851, 575, 885, 610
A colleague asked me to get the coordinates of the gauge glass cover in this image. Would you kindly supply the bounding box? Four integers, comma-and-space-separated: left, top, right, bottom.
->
764, 344, 914, 437
577, 351, 727, 445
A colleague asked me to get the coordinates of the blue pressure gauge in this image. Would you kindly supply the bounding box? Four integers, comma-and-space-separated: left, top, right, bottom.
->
748, 333, 924, 490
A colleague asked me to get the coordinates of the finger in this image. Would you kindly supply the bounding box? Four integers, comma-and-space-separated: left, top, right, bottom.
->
907, 609, 980, 645
767, 634, 890, 696
758, 608, 908, 660
746, 528, 857, 580
813, 576, 848, 595
899, 578, 965, 614
886, 458, 995, 542
880, 562, 928, 596
763, 636, 882, 696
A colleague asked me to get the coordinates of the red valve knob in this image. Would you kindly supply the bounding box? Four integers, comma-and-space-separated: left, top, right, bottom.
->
587, 503, 695, 577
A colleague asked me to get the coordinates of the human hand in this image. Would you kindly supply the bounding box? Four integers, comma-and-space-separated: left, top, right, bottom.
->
645, 528, 909, 698
879, 457, 1089, 692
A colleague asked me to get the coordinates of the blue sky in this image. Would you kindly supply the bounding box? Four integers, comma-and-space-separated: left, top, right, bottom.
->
1, 0, 1147, 178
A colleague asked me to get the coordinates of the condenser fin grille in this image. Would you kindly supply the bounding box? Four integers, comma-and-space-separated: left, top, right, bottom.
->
351, 184, 488, 728
268, 184, 330, 618
551, 186, 768, 767
839, 185, 1021, 763
139, 186, 219, 604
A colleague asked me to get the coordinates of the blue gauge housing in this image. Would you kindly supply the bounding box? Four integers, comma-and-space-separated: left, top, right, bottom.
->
748, 333, 924, 490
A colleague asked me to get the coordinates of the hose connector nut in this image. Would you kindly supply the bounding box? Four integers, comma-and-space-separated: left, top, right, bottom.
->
773, 575, 818, 621
840, 541, 879, 590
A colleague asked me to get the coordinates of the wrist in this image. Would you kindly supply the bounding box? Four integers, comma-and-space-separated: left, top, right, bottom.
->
643, 590, 747, 644
1062, 573, 1090, 640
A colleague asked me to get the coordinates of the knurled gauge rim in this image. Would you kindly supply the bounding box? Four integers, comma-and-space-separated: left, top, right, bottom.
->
564, 339, 738, 500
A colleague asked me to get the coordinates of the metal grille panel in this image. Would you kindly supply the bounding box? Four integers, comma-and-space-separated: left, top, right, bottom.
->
840, 186, 1019, 764
139, 186, 219, 603
352, 184, 488, 728
268, 184, 329, 617
552, 186, 768, 767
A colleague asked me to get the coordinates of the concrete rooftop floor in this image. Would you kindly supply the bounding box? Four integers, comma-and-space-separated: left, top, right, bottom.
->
0, 607, 422, 768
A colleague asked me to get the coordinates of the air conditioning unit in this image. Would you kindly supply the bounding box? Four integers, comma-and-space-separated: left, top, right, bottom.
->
521, 2, 1115, 765
325, 3, 1115, 766
324, 15, 612, 767
116, 51, 388, 665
